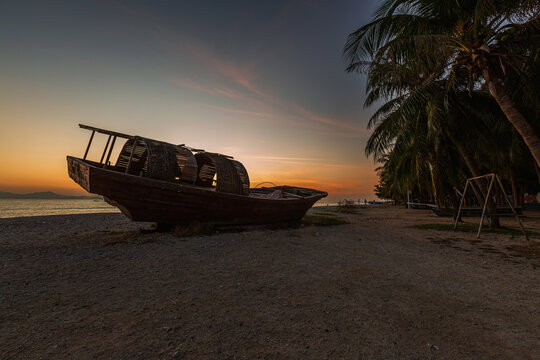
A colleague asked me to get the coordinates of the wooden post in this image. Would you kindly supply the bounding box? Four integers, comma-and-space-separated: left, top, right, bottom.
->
103, 136, 117, 168
495, 175, 528, 241
126, 137, 139, 174
454, 180, 469, 230
100, 135, 112, 164
83, 130, 95, 160
477, 175, 495, 238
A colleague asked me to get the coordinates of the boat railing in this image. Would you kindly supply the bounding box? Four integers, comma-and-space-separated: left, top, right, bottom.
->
79, 124, 207, 166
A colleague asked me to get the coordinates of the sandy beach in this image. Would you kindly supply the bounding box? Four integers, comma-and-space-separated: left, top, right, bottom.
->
1, 205, 539, 359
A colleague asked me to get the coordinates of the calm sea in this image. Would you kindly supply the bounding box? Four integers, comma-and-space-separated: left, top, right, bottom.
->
0, 199, 120, 218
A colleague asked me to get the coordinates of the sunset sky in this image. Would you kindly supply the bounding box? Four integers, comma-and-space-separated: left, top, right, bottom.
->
0, 0, 380, 203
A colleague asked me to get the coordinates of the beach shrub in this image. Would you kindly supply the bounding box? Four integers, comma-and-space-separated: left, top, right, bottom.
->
336, 199, 359, 214
338, 199, 356, 208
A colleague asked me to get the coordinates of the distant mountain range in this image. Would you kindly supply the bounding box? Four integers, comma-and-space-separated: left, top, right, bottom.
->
0, 191, 101, 200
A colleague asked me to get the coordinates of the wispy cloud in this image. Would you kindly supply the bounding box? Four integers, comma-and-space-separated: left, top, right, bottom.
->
292, 105, 369, 134
168, 77, 250, 101
244, 155, 373, 172
187, 46, 256, 91
203, 104, 272, 118
169, 78, 214, 95
115, 1, 370, 139
171, 72, 370, 138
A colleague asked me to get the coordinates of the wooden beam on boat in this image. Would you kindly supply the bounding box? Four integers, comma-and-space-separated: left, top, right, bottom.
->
100, 135, 112, 164
217, 153, 234, 159
79, 124, 196, 153
83, 130, 95, 160
126, 137, 139, 174
186, 146, 205, 152
79, 124, 135, 140
103, 136, 117, 168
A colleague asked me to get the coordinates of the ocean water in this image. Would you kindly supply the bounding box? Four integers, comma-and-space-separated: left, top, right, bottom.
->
0, 199, 120, 218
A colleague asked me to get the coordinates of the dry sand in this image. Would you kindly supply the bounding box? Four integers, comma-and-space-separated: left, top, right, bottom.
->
1, 205, 539, 359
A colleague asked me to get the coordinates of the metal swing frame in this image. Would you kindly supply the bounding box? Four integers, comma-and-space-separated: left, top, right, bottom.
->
453, 173, 528, 240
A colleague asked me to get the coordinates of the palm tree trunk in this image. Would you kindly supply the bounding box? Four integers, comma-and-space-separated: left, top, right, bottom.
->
535, 162, 540, 186
444, 128, 501, 228
443, 129, 480, 175
485, 77, 540, 167
510, 175, 518, 207
433, 149, 446, 208
428, 161, 438, 205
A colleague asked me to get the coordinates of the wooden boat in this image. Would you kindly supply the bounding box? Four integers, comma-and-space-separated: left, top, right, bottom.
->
67, 124, 327, 226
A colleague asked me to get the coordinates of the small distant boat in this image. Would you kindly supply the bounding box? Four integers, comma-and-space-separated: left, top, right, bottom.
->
407, 202, 437, 210
67, 124, 327, 226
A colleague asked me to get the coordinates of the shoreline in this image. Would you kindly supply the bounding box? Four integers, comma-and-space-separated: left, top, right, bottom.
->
0, 198, 119, 219
0, 211, 126, 222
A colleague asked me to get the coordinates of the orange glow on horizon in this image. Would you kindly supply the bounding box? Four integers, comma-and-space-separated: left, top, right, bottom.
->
0, 134, 378, 200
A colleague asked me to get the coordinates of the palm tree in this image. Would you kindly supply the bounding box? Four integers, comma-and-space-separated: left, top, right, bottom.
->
345, 0, 540, 165
362, 58, 508, 224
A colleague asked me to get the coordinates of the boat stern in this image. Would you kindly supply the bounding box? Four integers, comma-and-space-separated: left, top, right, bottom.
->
67, 156, 91, 192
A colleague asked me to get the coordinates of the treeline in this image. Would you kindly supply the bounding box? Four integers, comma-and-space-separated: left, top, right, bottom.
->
344, 0, 539, 209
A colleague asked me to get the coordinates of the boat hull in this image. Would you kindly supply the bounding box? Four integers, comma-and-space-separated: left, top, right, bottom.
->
67, 156, 327, 225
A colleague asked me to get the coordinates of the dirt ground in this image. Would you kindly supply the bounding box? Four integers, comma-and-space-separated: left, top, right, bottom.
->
1, 205, 539, 359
